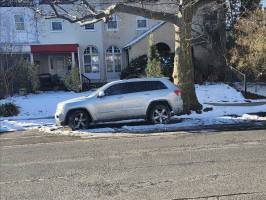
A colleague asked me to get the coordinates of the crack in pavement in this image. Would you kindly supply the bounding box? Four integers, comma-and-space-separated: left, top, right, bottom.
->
172, 191, 263, 199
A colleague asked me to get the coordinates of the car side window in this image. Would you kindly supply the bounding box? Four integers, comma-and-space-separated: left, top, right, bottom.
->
104, 81, 167, 96
104, 83, 124, 96
134, 81, 167, 92
147, 81, 167, 91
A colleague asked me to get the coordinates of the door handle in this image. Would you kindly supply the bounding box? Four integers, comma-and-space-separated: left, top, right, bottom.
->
117, 96, 124, 99
144, 93, 150, 95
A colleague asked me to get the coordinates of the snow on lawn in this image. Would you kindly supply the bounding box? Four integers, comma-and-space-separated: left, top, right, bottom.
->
0, 83, 266, 134
233, 82, 266, 97
195, 83, 245, 103
0, 91, 92, 120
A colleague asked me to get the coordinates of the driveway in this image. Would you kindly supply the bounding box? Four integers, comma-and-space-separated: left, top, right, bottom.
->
0, 129, 266, 199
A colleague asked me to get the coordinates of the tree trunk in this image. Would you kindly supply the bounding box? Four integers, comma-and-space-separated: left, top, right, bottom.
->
172, 3, 202, 113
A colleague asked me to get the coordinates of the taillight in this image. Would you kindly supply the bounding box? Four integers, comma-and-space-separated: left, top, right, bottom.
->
174, 89, 182, 96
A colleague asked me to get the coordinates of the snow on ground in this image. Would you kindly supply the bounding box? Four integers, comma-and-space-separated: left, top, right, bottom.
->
0, 91, 92, 120
195, 83, 245, 103
233, 82, 266, 97
0, 83, 266, 134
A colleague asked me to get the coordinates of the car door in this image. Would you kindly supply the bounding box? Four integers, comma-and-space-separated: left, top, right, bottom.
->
92, 83, 124, 121
93, 82, 149, 121
119, 81, 151, 118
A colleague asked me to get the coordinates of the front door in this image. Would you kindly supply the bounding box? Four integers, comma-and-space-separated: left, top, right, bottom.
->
49, 55, 67, 78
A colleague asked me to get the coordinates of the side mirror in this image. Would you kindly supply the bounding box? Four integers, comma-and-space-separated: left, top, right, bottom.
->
98, 91, 105, 98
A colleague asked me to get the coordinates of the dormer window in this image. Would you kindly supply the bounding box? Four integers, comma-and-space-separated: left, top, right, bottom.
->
136, 16, 148, 30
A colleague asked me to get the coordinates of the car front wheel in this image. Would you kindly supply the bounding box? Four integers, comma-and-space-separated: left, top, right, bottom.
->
148, 104, 171, 124
68, 110, 90, 130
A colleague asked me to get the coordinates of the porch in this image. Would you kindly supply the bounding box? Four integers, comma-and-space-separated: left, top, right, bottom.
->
30, 44, 80, 89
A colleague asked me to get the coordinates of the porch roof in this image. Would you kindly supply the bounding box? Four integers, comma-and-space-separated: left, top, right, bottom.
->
31, 44, 79, 53
123, 22, 166, 49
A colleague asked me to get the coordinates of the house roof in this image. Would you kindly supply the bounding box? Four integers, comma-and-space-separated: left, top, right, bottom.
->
123, 22, 166, 49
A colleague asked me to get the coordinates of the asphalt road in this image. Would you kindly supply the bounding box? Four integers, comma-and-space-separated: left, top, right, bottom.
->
0, 129, 266, 200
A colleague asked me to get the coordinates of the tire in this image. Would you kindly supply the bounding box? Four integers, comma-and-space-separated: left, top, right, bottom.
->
68, 110, 90, 130
148, 104, 171, 124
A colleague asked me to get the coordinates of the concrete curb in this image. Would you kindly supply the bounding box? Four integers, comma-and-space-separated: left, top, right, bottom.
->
206, 102, 266, 107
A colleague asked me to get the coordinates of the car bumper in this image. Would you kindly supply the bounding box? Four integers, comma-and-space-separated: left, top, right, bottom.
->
55, 112, 66, 126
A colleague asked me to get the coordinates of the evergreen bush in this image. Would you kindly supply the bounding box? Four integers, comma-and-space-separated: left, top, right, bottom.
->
0, 102, 20, 117
146, 34, 163, 77
63, 66, 81, 92
120, 55, 147, 79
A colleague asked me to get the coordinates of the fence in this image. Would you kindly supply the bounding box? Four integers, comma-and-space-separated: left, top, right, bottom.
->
228, 66, 247, 94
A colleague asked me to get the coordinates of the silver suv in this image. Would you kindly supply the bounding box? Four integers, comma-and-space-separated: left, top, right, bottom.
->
55, 78, 183, 130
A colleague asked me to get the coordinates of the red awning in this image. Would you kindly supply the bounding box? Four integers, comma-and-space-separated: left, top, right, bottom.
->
31, 44, 78, 53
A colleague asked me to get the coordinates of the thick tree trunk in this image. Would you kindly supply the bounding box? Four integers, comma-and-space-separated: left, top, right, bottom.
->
172, 4, 202, 113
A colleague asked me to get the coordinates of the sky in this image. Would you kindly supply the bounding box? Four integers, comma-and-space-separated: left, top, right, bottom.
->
262, 0, 266, 7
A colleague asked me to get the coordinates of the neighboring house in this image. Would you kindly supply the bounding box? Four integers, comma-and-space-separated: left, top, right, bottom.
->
0, 6, 38, 62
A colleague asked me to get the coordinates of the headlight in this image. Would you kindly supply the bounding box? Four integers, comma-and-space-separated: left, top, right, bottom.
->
56, 103, 65, 112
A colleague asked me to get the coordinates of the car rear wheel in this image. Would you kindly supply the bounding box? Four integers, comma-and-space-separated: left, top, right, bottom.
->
148, 104, 171, 124
68, 110, 90, 130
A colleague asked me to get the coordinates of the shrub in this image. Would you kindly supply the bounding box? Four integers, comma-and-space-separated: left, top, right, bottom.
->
0, 102, 20, 117
15, 63, 40, 93
63, 66, 81, 92
0, 54, 39, 97
120, 55, 147, 79
146, 35, 163, 77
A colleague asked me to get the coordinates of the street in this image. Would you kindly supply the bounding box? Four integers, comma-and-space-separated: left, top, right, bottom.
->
0, 129, 266, 200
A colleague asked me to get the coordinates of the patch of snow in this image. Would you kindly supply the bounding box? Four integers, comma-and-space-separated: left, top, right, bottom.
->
0, 119, 54, 133
224, 114, 266, 121
0, 91, 92, 120
195, 83, 245, 103
233, 82, 266, 97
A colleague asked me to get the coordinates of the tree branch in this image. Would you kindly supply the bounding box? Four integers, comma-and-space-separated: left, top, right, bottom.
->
44, 2, 181, 26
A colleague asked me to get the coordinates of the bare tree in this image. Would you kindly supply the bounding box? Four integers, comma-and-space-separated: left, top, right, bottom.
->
6, 0, 223, 111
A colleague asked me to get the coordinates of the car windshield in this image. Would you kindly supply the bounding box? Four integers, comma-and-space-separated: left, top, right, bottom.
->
88, 83, 110, 97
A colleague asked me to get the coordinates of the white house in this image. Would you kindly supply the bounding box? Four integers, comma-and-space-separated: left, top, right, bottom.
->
0, 2, 175, 86
1, 1, 227, 87
0, 5, 38, 62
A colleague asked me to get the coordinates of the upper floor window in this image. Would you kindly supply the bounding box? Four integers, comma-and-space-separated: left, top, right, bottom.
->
136, 16, 148, 30
14, 15, 25, 31
84, 46, 99, 73
84, 23, 95, 31
51, 21, 63, 32
107, 15, 118, 31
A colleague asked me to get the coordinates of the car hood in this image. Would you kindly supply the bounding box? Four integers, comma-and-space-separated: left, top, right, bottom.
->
59, 95, 94, 106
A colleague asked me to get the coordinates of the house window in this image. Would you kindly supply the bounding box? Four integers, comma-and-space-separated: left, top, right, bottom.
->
51, 21, 63, 32
84, 46, 99, 73
107, 15, 118, 31
84, 23, 95, 31
136, 16, 148, 30
14, 15, 25, 31
106, 46, 121, 72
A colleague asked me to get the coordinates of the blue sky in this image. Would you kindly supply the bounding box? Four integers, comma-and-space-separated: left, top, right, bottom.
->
262, 0, 266, 7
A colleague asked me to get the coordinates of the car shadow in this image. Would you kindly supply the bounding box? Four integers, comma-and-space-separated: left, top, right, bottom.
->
87, 118, 184, 129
